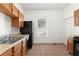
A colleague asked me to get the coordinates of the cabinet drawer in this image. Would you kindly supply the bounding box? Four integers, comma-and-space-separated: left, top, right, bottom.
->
2, 48, 12, 56
14, 42, 21, 52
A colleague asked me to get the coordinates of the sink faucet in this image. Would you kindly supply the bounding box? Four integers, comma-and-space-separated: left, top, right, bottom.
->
9, 34, 14, 41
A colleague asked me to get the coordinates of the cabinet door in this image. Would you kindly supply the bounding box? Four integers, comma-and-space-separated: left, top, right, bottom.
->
11, 3, 19, 17
22, 38, 27, 56
13, 42, 21, 56
14, 47, 21, 56
23, 38, 27, 46
14, 42, 21, 52
67, 38, 73, 54
0, 3, 10, 11
1, 48, 12, 56
74, 9, 79, 26
11, 18, 19, 27
69, 41, 73, 53
0, 3, 12, 16
22, 45, 27, 56
12, 11, 24, 27
19, 11, 24, 27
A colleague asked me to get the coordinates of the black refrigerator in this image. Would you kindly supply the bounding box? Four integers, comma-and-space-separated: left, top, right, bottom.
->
20, 21, 33, 49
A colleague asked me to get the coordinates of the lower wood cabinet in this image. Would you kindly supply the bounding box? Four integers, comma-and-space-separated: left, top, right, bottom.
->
67, 38, 73, 54
21, 38, 27, 56
1, 48, 13, 56
13, 42, 21, 56
13, 38, 27, 56
14, 47, 21, 56
1, 38, 27, 56
22, 45, 27, 56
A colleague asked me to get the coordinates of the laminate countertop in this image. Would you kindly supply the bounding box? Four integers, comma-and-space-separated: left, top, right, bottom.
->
0, 34, 29, 55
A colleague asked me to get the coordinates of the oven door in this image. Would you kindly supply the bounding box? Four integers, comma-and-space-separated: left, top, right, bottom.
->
73, 40, 79, 56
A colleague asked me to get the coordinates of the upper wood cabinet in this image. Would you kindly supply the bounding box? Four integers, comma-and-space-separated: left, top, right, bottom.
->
0, 3, 24, 28
0, 3, 19, 18
12, 11, 24, 27
0, 3, 12, 16
19, 11, 24, 27
11, 18, 19, 27
74, 9, 79, 26
11, 3, 19, 18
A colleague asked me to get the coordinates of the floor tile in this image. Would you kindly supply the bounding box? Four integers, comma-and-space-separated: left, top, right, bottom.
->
26, 44, 71, 56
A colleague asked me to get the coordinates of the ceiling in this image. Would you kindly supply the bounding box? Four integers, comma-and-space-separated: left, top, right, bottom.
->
21, 3, 70, 10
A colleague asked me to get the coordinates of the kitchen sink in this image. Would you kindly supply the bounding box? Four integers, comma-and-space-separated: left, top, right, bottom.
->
0, 40, 16, 44
0, 37, 23, 44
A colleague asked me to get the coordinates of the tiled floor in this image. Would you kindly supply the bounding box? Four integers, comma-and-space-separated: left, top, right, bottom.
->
27, 44, 71, 56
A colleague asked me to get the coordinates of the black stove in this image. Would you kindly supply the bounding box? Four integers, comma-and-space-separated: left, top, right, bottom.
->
73, 36, 79, 56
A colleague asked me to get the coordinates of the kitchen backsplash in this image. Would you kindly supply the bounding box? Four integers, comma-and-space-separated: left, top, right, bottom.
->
0, 12, 11, 35
11, 27, 20, 34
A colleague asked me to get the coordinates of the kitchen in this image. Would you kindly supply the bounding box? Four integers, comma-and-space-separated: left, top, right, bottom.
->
0, 3, 79, 56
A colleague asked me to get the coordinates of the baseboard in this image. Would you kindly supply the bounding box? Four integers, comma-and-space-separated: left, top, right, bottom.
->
33, 43, 65, 45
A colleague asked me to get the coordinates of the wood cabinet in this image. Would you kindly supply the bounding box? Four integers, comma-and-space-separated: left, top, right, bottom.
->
11, 18, 19, 27
67, 37, 73, 54
21, 38, 27, 56
0, 3, 12, 17
14, 47, 21, 56
1, 37, 27, 56
74, 9, 79, 26
11, 3, 24, 27
19, 11, 24, 27
0, 3, 24, 28
13, 42, 21, 56
13, 38, 27, 56
12, 11, 24, 27
0, 3, 19, 18
22, 45, 27, 56
1, 48, 13, 56
11, 3, 19, 18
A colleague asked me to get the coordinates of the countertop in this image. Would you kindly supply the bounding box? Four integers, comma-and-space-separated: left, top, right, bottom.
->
0, 44, 11, 55
0, 34, 29, 55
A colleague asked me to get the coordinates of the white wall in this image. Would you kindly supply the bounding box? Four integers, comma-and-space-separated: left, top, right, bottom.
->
24, 10, 64, 43
0, 12, 11, 35
63, 3, 79, 45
